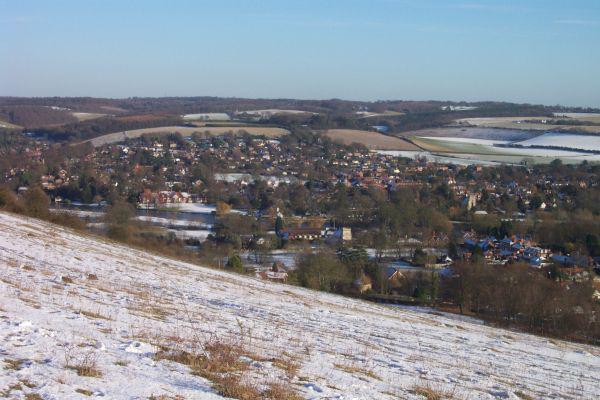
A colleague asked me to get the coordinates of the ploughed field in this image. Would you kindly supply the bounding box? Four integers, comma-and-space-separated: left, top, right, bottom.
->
1, 212, 599, 399
324, 129, 419, 150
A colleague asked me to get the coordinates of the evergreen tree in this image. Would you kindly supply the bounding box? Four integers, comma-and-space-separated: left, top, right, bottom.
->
226, 254, 244, 273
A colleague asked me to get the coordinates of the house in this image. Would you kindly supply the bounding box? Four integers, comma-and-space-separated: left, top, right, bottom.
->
353, 274, 372, 293
341, 227, 352, 241
256, 263, 288, 282
279, 227, 324, 241
384, 267, 403, 284
325, 227, 352, 243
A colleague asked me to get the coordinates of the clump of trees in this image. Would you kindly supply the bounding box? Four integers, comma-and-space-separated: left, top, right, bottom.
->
294, 247, 380, 295
0, 186, 23, 213
22, 186, 50, 219
295, 252, 352, 292
0, 105, 77, 128
105, 199, 135, 241
225, 254, 244, 273
442, 261, 600, 344
0, 186, 84, 229
34, 115, 183, 141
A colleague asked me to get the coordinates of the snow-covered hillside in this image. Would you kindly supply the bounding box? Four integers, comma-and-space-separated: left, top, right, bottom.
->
0, 212, 599, 399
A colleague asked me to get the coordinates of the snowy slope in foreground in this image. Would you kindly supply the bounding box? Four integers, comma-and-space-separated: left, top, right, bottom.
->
0, 212, 598, 400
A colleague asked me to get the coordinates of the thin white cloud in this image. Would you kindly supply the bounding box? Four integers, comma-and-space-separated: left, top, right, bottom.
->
1, 16, 40, 24
555, 19, 599, 26
453, 3, 528, 13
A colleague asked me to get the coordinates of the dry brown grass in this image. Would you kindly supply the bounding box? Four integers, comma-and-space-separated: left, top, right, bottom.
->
334, 363, 380, 381
270, 352, 301, 379
411, 383, 457, 400
514, 391, 534, 400
127, 302, 172, 321
0, 383, 22, 397
155, 339, 248, 378
20, 379, 36, 389
263, 381, 304, 400
64, 348, 102, 378
212, 374, 262, 400
75, 388, 94, 396
154, 336, 303, 400
324, 129, 419, 150
4, 358, 27, 370
78, 309, 113, 320
67, 362, 102, 378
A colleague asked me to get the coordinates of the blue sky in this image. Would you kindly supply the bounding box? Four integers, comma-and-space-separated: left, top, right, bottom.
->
2, 0, 600, 107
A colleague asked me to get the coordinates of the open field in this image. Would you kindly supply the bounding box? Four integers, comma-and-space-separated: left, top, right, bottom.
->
515, 132, 600, 152
72, 112, 107, 121
553, 112, 600, 123
375, 150, 512, 166
182, 113, 231, 121
187, 121, 263, 127
115, 114, 173, 123
411, 137, 514, 155
413, 133, 600, 154
0, 120, 22, 129
398, 127, 539, 141
83, 126, 290, 147
99, 105, 128, 113
458, 117, 600, 134
236, 109, 316, 117
377, 149, 600, 165
1, 212, 599, 399
324, 129, 419, 150
411, 136, 600, 164
356, 110, 404, 118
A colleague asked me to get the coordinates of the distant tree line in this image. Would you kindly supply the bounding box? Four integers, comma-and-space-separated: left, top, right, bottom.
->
0, 105, 77, 128
33, 115, 183, 141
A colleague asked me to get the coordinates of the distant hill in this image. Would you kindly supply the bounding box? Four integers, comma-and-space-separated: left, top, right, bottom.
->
1, 211, 598, 399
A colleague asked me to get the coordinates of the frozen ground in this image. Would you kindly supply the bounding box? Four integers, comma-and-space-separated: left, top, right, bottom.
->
162, 203, 245, 215
515, 133, 600, 152
1, 212, 599, 399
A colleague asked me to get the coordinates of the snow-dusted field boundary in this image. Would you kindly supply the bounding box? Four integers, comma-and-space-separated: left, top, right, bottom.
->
0, 212, 599, 399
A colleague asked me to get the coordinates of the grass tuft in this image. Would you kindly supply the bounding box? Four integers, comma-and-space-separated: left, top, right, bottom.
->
411, 383, 457, 400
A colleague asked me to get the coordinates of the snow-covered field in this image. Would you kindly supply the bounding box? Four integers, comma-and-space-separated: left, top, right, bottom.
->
136, 215, 212, 229
161, 203, 218, 214
410, 135, 600, 164
419, 137, 509, 146
514, 133, 600, 152
182, 113, 231, 121
162, 203, 245, 215
1, 212, 599, 399
236, 109, 315, 117
167, 228, 212, 241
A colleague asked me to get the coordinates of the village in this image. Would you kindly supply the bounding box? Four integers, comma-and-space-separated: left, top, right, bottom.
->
4, 131, 597, 301
3, 2, 600, 396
